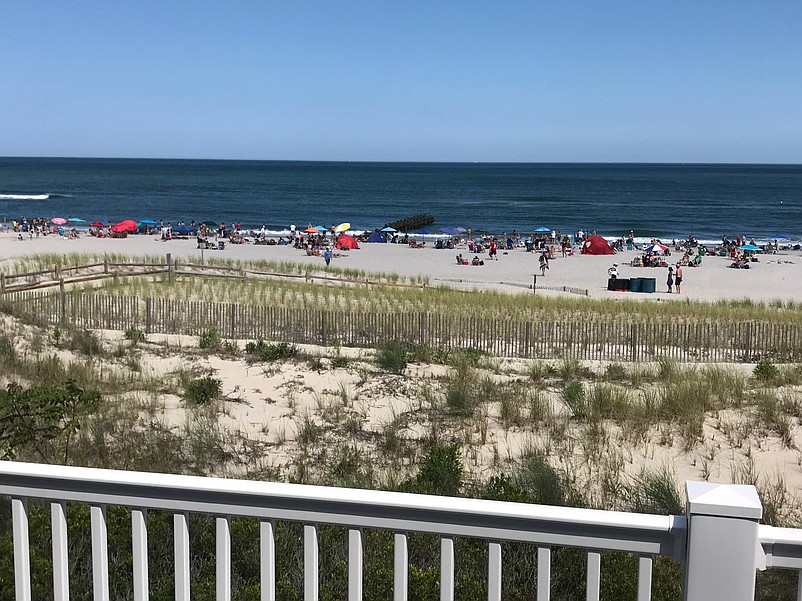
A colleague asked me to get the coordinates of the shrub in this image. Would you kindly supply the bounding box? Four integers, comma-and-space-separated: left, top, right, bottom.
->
562, 380, 587, 419
331, 355, 350, 369
374, 341, 407, 374
198, 328, 221, 350
245, 340, 298, 362
65, 328, 104, 357
184, 377, 222, 406
0, 334, 16, 365
754, 359, 779, 382
124, 328, 146, 345
413, 444, 463, 496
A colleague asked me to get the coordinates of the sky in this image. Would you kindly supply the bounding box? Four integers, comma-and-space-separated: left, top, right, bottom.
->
2, 2, 801, 163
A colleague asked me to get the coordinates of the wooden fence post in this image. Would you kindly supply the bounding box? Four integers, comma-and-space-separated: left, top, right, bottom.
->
321, 311, 327, 346
525, 322, 532, 358
0, 274, 5, 294
630, 323, 639, 362
229, 304, 237, 339
166, 254, 172, 282
59, 281, 66, 323
145, 298, 152, 334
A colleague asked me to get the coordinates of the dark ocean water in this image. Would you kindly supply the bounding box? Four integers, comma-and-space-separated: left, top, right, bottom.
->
1, 158, 800, 242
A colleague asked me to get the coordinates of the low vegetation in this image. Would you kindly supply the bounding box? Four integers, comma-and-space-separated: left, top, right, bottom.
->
0, 290, 801, 598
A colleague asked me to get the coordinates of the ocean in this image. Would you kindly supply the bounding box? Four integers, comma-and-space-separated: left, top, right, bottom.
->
1, 158, 800, 243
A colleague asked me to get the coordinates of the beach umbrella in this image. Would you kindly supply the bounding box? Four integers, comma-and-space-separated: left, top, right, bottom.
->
415, 229, 431, 235
304, 226, 319, 234
68, 217, 86, 223
51, 217, 67, 225
381, 227, 397, 233
334, 222, 351, 233
315, 225, 327, 232
201, 220, 218, 227
534, 226, 551, 233
644, 243, 668, 253
90, 221, 106, 228
439, 227, 461, 235
768, 234, 789, 240
110, 219, 138, 233
739, 244, 762, 252
139, 219, 157, 225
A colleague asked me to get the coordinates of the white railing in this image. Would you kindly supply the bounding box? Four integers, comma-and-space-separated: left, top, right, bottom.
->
0, 461, 799, 601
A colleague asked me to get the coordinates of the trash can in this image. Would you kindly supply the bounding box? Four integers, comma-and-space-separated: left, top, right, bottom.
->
629, 277, 642, 292
641, 277, 656, 293
607, 278, 616, 291
615, 278, 630, 291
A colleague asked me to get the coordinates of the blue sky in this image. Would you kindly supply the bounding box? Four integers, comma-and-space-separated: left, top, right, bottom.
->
3, 2, 801, 162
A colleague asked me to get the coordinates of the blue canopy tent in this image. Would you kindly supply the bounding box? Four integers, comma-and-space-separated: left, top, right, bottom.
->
172, 225, 198, 236
366, 231, 387, 243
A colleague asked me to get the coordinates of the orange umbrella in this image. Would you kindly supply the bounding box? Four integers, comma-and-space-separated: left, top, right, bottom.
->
304, 226, 319, 234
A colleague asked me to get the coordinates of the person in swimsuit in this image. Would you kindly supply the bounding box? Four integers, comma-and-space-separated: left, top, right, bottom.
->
666, 266, 674, 293
675, 264, 683, 293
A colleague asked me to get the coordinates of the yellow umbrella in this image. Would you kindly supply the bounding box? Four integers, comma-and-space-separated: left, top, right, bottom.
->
334, 222, 351, 233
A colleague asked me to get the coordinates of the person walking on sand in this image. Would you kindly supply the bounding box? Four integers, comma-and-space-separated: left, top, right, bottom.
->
539, 252, 549, 276
666, 266, 674, 293
324, 246, 333, 266
675, 264, 683, 293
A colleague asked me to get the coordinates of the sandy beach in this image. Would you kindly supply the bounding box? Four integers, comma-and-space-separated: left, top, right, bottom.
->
2, 230, 801, 303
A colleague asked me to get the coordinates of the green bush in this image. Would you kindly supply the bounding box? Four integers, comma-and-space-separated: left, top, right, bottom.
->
245, 340, 298, 362
374, 341, 407, 374
754, 359, 779, 382
124, 328, 146, 345
184, 377, 222, 406
65, 328, 104, 357
331, 355, 350, 369
0, 335, 16, 365
562, 380, 587, 419
198, 327, 222, 350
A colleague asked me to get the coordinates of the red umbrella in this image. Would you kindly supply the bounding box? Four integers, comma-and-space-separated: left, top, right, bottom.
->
335, 234, 359, 250
110, 219, 138, 233
90, 221, 106, 227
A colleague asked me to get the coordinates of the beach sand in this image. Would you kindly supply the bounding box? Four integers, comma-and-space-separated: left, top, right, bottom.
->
3, 230, 802, 500
2, 231, 801, 302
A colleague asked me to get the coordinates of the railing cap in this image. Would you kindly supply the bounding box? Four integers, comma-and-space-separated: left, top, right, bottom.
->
686, 481, 763, 520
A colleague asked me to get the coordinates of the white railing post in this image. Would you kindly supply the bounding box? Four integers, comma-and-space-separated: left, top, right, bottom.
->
12, 497, 31, 601
683, 481, 763, 601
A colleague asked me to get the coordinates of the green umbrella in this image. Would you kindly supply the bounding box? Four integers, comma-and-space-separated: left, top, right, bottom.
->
201, 220, 218, 227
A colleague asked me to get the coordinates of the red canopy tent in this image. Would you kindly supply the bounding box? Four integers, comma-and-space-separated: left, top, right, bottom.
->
335, 234, 359, 250
110, 220, 138, 233
581, 235, 615, 255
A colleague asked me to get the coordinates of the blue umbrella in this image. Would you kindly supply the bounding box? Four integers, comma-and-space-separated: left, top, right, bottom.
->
68, 217, 86, 223
739, 244, 762, 252
139, 219, 157, 225
315, 225, 327, 232
381, 227, 397, 232
768, 234, 789, 240
415, 229, 431, 235
534, 226, 551, 233
439, 227, 461, 235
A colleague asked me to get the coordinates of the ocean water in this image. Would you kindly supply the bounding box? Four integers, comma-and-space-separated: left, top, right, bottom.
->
0, 158, 800, 243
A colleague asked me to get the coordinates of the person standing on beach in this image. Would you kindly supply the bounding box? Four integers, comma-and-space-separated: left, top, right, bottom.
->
675, 264, 683, 293
489, 238, 498, 260
666, 266, 674, 293
539, 252, 549, 276
324, 247, 332, 266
